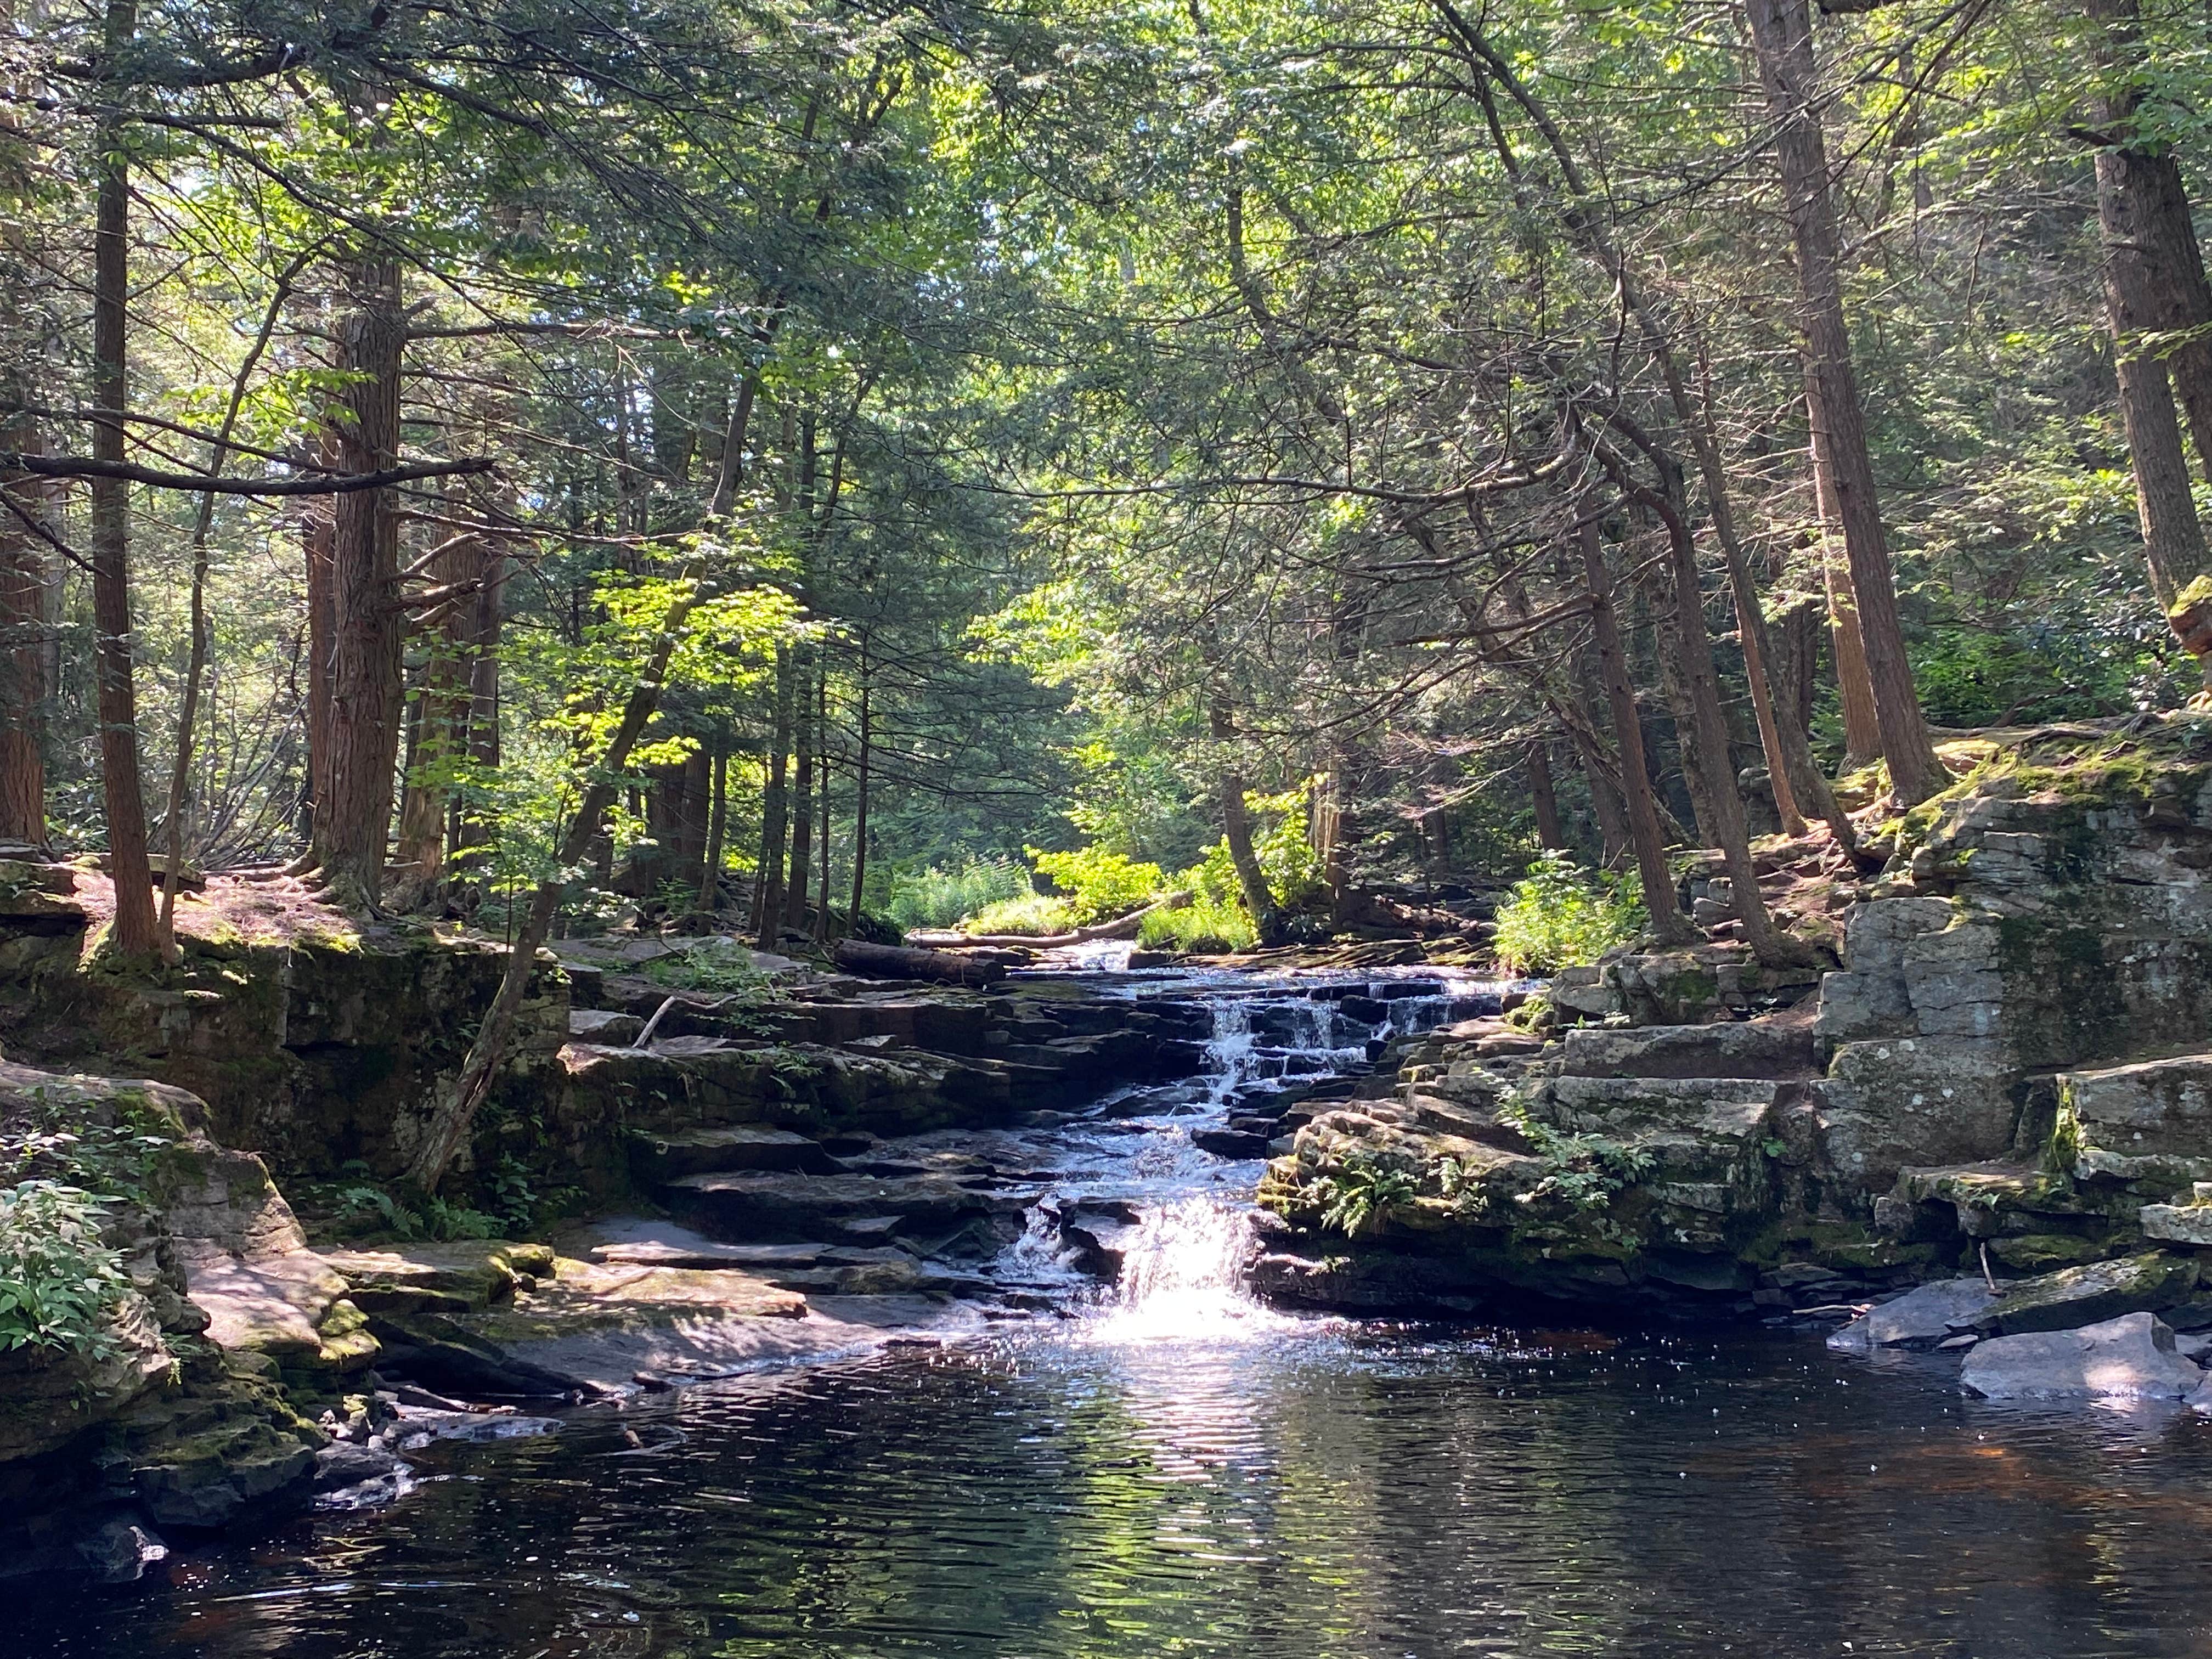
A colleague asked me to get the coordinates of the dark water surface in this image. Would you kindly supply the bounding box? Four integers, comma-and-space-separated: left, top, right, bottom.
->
16, 968, 2212, 1658
16, 1319, 2212, 1659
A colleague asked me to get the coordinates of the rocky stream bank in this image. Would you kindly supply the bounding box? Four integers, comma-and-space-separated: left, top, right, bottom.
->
1250, 716, 2212, 1406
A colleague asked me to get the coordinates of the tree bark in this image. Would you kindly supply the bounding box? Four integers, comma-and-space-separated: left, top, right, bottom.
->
695, 730, 728, 915
1808, 403, 1883, 766
89, 6, 157, 957
2081, 0, 2212, 665
303, 432, 338, 845
392, 526, 478, 897
312, 257, 407, 906
406, 569, 710, 1193
784, 652, 814, 930
1210, 704, 1285, 947
1636, 487, 1798, 964
1527, 741, 1566, 850
1577, 516, 1692, 942
751, 646, 793, 938
847, 646, 870, 931
0, 416, 47, 848
1745, 0, 1948, 803
2082, 0, 2212, 492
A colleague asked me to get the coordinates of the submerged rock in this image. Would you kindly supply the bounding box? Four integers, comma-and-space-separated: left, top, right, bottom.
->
1960, 1312, 2205, 1401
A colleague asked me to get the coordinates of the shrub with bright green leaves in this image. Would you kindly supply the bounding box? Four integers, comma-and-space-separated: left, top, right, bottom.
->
966, 892, 1077, 935
885, 857, 1031, 930
1137, 892, 1257, 953
1489, 853, 1646, 974
1028, 845, 1164, 924
0, 1181, 133, 1359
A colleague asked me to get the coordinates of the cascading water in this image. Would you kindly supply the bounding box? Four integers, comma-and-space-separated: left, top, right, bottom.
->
1036, 966, 1513, 1341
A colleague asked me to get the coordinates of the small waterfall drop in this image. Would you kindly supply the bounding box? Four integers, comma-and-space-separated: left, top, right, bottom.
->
1084, 1195, 1291, 1344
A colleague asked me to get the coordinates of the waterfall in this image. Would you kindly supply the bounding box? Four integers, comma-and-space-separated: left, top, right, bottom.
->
1082, 1195, 1293, 1344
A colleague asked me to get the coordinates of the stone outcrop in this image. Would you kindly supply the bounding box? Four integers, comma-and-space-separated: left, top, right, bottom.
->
1960, 1312, 2208, 1402
1252, 718, 2212, 1326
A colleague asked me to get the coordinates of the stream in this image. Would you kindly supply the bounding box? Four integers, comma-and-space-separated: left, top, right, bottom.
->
20, 966, 2212, 1657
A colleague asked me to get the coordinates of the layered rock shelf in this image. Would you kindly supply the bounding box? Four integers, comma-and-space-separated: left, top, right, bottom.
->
1251, 718, 2212, 1389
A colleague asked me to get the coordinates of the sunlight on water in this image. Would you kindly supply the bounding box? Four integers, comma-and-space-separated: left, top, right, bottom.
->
1081, 1195, 1301, 1345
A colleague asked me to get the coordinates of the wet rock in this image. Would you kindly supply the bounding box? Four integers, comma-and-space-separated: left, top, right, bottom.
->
1826, 1278, 1996, 1353
1961, 1312, 2205, 1402
1974, 1252, 2200, 1336
1059, 1199, 1144, 1277
74, 1516, 168, 1582
665, 1166, 1041, 1251
312, 1441, 407, 1493
1192, 1127, 1272, 1159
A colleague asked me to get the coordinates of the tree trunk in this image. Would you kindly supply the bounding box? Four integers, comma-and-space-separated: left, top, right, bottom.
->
815, 710, 831, 944
1210, 702, 1285, 946
89, 12, 156, 958
695, 731, 728, 915
784, 653, 814, 930
1528, 741, 1566, 850
302, 432, 338, 845
1745, 0, 1948, 803
2082, 0, 2212, 663
1578, 517, 1692, 943
407, 569, 709, 1193
1807, 385, 1883, 769
2083, 0, 2212, 492
0, 416, 47, 848
847, 647, 871, 930
312, 257, 407, 906
392, 523, 479, 899
1635, 484, 1798, 963
452, 531, 504, 873
751, 646, 793, 938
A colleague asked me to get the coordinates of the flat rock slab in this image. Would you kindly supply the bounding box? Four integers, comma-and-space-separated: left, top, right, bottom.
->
321, 1241, 554, 1313
1827, 1278, 1996, 1353
1975, 1252, 2200, 1335
1560, 1021, 1815, 1081
183, 1246, 348, 1357
1961, 1312, 2206, 1401
629, 1124, 844, 1181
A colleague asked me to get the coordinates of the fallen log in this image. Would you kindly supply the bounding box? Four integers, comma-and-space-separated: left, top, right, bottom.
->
832, 939, 1009, 986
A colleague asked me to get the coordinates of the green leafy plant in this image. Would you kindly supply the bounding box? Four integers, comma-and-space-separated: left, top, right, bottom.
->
1028, 845, 1165, 923
1137, 892, 1257, 953
966, 891, 1077, 935
1317, 1149, 1419, 1237
0, 1181, 132, 1359
331, 1181, 501, 1242
1491, 853, 1646, 974
885, 858, 1031, 931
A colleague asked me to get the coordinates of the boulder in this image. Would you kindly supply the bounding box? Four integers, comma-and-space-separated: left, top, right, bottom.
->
2141, 1203, 2212, 1246
1961, 1312, 2205, 1401
2063, 1054, 2212, 1172
1192, 1127, 1272, 1159
1973, 1251, 2200, 1336
1826, 1278, 1996, 1353
1559, 1021, 1815, 1081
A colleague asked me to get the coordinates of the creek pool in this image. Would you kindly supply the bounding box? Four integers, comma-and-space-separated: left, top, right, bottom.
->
18, 1312, 2212, 1658
17, 967, 2212, 1658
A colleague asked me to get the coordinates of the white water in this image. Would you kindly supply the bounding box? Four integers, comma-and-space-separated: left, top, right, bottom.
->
1054, 967, 1517, 1345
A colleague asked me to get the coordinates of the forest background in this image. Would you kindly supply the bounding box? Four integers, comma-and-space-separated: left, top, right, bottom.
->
5, 0, 2211, 966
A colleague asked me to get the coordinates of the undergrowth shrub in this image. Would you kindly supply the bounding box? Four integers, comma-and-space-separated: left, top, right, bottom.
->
966, 892, 1076, 935
886, 858, 1030, 930
1137, 893, 1256, 953
1490, 853, 1645, 974
1028, 846, 1164, 923
0, 1181, 131, 1358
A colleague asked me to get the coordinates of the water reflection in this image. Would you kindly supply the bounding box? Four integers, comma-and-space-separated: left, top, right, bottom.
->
21, 1323, 2212, 1658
